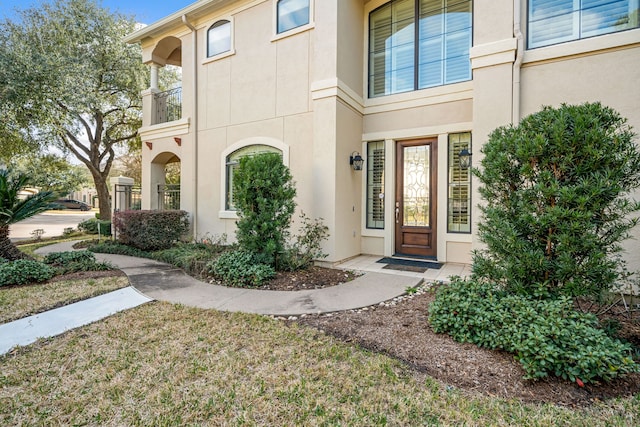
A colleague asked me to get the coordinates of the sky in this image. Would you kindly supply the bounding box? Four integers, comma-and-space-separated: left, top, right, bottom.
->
1, 0, 197, 25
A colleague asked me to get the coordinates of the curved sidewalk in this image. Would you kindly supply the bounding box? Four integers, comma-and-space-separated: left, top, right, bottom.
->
36, 242, 422, 316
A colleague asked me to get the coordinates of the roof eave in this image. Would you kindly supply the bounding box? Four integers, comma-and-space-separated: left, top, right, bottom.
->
124, 0, 232, 44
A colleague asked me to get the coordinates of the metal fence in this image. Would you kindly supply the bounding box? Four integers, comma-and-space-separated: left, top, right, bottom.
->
158, 184, 180, 210
154, 87, 182, 124
113, 184, 142, 212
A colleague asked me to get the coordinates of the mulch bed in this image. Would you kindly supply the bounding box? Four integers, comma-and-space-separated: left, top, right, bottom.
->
290, 283, 640, 407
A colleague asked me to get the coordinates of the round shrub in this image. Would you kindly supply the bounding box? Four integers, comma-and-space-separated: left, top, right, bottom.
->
429, 278, 638, 384
113, 210, 190, 251
473, 103, 640, 300
0, 259, 54, 287
208, 250, 275, 288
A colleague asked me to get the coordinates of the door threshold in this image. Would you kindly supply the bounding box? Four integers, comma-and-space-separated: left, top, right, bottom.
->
392, 254, 438, 262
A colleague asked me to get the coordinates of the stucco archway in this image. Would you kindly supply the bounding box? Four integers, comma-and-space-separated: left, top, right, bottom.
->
150, 151, 181, 210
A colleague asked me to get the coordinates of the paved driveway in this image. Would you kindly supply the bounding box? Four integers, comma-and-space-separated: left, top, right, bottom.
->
9, 211, 97, 241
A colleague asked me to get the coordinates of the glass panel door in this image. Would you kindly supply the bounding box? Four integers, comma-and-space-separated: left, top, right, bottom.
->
403, 145, 430, 227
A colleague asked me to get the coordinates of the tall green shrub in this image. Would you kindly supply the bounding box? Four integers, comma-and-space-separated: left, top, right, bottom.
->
233, 153, 296, 266
473, 103, 640, 300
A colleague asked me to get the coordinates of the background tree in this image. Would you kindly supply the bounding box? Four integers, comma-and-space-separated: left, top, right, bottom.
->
233, 153, 296, 267
14, 154, 89, 197
0, 0, 147, 220
0, 169, 55, 260
110, 149, 142, 186
473, 103, 640, 301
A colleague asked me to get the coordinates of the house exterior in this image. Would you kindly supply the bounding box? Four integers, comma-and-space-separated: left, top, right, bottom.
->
125, 0, 640, 270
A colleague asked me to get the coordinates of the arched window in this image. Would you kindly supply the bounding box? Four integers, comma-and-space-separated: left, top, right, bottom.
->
226, 145, 282, 210
207, 20, 231, 58
277, 0, 310, 34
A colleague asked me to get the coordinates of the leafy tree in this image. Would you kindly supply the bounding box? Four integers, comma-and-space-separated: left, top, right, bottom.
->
14, 154, 89, 197
0, 169, 55, 260
473, 103, 640, 301
0, 0, 147, 220
233, 153, 296, 267
110, 149, 142, 185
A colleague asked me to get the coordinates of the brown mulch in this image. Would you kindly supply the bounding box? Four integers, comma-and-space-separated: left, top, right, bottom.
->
258, 267, 359, 291
274, 269, 640, 407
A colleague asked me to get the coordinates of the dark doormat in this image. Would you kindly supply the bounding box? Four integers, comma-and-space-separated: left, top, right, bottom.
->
382, 264, 428, 273
377, 257, 442, 270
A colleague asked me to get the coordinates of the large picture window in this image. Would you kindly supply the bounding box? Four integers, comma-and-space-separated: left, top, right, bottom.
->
369, 0, 472, 97
448, 132, 471, 233
277, 0, 310, 34
528, 0, 640, 49
226, 145, 282, 210
366, 141, 385, 229
207, 20, 231, 58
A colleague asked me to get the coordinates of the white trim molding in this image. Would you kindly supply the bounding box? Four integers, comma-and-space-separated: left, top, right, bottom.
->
470, 38, 518, 70
139, 117, 190, 140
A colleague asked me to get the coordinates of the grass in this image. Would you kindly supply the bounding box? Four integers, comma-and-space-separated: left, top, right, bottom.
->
1, 302, 639, 426
3, 238, 639, 424
0, 276, 129, 324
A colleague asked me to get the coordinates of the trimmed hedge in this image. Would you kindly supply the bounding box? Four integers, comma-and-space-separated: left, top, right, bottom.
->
0, 260, 55, 287
429, 278, 638, 384
113, 210, 190, 251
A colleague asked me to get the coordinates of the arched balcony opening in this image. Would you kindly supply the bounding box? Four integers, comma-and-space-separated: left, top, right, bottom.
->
148, 36, 183, 125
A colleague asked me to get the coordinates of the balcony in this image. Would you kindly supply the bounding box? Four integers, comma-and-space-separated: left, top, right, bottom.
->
153, 87, 182, 125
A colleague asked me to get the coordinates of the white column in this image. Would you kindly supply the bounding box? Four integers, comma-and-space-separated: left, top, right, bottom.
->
150, 63, 160, 90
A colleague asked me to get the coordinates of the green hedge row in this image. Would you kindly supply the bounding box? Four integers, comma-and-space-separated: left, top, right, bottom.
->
113, 210, 190, 251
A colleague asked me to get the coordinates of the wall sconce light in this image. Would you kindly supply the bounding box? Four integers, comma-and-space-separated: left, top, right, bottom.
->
350, 151, 364, 171
459, 148, 473, 169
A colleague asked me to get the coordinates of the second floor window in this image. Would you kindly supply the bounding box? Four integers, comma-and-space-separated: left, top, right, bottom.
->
277, 0, 310, 34
369, 0, 472, 98
207, 20, 231, 58
528, 0, 640, 49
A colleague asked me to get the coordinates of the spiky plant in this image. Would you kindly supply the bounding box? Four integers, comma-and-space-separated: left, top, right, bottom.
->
0, 169, 54, 260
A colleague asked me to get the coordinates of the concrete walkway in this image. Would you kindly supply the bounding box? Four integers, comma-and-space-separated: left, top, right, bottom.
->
0, 287, 151, 355
0, 241, 427, 355
34, 241, 423, 316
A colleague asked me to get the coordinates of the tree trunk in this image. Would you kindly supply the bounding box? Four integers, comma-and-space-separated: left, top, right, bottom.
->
93, 173, 112, 221
0, 225, 30, 261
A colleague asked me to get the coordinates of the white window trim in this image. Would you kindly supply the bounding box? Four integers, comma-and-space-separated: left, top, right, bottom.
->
202, 16, 235, 65
524, 27, 640, 64
219, 137, 291, 219
272, 0, 315, 41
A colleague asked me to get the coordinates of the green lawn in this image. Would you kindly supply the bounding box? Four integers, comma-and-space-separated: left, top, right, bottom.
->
1, 301, 639, 426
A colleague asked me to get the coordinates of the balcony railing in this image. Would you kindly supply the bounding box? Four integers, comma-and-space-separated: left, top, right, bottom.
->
158, 184, 180, 210
154, 87, 182, 124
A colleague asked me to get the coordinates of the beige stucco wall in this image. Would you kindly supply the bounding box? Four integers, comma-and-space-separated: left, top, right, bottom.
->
134, 0, 640, 271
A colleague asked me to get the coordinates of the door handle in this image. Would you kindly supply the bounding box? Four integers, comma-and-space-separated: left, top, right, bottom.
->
395, 207, 400, 223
